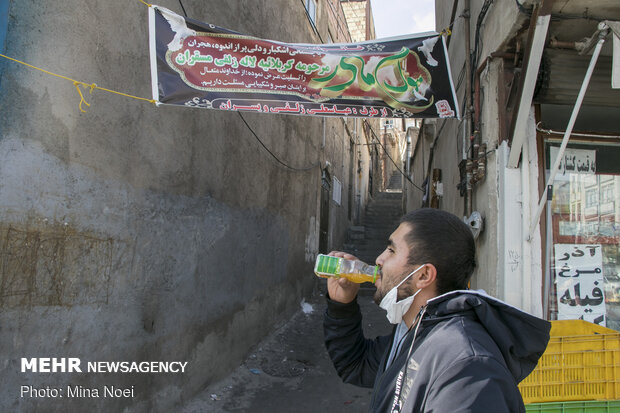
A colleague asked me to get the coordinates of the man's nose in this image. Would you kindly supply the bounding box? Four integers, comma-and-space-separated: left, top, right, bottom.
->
376, 250, 386, 266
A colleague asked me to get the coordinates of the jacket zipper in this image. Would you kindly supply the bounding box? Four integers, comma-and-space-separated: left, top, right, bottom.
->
368, 327, 396, 409
389, 306, 427, 413
369, 307, 428, 411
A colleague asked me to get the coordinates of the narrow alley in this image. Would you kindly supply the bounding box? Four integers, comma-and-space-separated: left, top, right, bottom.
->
178, 291, 390, 413
3, 1, 620, 412
179, 183, 403, 413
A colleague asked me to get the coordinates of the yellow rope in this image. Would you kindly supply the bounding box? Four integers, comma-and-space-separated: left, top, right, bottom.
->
73, 81, 90, 113
138, 0, 152, 7
0, 53, 156, 111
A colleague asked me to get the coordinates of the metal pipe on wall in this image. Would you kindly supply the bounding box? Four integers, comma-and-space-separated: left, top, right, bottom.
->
536, 124, 620, 140
464, 0, 472, 216
528, 24, 609, 241
474, 53, 515, 132
521, 121, 533, 311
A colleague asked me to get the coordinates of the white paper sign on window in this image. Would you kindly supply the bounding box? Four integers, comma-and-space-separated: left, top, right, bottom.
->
332, 176, 341, 205
549, 147, 596, 176
554, 243, 605, 325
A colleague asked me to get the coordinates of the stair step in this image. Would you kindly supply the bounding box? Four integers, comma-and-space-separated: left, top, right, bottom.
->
343, 190, 403, 262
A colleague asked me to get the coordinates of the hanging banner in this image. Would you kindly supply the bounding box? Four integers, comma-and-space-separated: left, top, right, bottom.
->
148, 6, 459, 119
554, 243, 606, 326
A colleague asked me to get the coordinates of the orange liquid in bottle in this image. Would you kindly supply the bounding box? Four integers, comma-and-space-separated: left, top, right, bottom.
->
340, 273, 376, 283
314, 254, 379, 284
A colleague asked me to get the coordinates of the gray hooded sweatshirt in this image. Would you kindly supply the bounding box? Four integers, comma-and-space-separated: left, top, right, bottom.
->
324, 290, 551, 413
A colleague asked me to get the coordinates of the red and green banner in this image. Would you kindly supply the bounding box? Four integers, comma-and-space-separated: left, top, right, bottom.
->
149, 5, 459, 119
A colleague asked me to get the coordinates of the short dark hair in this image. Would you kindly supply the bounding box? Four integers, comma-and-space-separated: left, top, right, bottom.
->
400, 208, 476, 295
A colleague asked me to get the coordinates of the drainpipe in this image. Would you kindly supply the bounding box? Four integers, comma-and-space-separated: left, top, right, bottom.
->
548, 38, 586, 52
474, 52, 515, 133
465, 158, 473, 214
521, 120, 533, 311
355, 120, 361, 224
471, 52, 513, 186
463, 0, 472, 216
528, 23, 609, 241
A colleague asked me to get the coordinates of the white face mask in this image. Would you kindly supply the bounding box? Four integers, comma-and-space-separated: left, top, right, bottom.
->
379, 264, 426, 324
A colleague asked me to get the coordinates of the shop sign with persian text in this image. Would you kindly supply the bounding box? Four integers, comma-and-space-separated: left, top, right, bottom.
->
550, 147, 596, 176
148, 6, 459, 119
554, 243, 605, 325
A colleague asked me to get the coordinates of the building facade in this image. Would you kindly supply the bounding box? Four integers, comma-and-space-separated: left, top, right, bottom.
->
406, 1, 620, 329
0, 0, 378, 411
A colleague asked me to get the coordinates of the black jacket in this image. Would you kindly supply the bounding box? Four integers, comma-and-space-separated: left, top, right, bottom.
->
324, 290, 551, 413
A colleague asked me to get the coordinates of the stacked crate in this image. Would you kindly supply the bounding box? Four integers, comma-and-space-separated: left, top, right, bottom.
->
519, 320, 620, 412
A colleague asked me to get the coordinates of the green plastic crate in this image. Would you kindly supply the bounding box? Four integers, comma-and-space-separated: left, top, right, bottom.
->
525, 400, 620, 412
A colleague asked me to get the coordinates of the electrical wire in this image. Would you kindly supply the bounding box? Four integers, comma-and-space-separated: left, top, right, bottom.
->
514, 0, 531, 16
299, 0, 326, 43
237, 112, 320, 171
363, 120, 425, 193
325, 0, 353, 42
177, 0, 318, 172
471, 0, 494, 98
178, 0, 187, 16
178, 0, 188, 18
455, 63, 466, 92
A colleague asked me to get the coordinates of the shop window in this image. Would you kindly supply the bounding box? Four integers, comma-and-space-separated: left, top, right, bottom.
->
586, 188, 596, 207
545, 142, 620, 330
602, 183, 614, 205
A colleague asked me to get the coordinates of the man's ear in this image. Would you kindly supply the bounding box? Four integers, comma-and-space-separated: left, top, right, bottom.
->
416, 264, 437, 289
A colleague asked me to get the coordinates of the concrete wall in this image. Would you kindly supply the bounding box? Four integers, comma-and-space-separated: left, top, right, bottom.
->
428, 0, 547, 305
405, 121, 432, 211
0, 0, 8, 55
420, 0, 527, 297
342, 1, 369, 42
0, 0, 370, 411
325, 0, 352, 42
356, 120, 373, 223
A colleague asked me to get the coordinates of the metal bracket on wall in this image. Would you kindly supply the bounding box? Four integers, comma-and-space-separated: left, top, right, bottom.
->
528, 23, 609, 241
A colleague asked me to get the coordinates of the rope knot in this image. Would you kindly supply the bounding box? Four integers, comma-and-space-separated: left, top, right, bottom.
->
73, 81, 91, 113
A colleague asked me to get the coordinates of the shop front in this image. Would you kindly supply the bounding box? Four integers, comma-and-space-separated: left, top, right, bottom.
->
542, 133, 620, 330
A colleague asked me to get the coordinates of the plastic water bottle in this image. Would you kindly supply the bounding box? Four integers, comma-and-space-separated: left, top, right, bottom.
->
314, 254, 380, 284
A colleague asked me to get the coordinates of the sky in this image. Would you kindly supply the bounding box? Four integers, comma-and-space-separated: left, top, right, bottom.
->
370, 0, 436, 39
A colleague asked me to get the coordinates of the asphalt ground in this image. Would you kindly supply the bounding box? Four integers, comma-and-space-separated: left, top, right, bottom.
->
177, 282, 391, 413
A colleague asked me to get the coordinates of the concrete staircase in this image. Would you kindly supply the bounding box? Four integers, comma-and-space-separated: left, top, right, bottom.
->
344, 172, 404, 270
386, 170, 403, 192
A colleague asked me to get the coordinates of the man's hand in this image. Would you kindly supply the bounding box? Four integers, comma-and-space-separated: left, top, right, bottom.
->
326, 251, 360, 304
